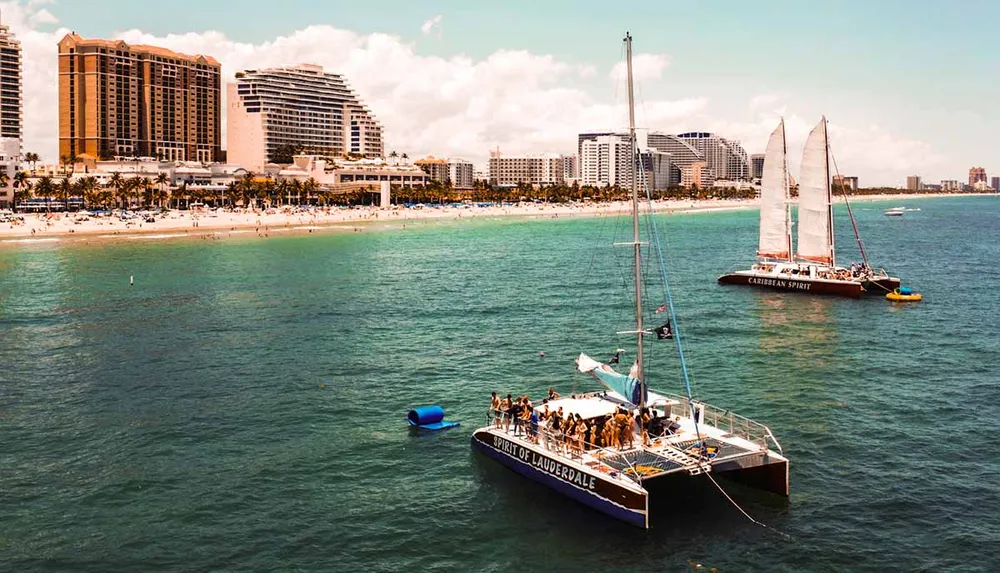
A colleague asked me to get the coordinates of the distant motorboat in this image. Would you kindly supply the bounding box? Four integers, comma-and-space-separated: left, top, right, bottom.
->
884, 209, 904, 217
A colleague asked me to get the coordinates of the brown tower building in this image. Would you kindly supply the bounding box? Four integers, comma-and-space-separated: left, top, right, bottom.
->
58, 34, 221, 163
969, 166, 987, 186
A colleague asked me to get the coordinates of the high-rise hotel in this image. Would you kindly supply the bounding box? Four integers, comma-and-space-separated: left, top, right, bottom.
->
227, 64, 384, 172
58, 34, 222, 162
0, 18, 22, 143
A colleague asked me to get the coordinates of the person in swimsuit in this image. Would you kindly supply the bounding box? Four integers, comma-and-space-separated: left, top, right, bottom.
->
501, 394, 512, 432
547, 387, 560, 401
490, 392, 501, 427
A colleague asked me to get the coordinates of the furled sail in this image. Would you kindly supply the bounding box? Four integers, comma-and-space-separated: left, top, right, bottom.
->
796, 118, 834, 265
576, 353, 645, 405
757, 120, 790, 259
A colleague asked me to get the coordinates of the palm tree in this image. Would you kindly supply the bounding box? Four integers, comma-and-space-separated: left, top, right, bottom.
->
58, 177, 72, 210
140, 177, 153, 207
155, 173, 170, 208
14, 179, 31, 206
108, 172, 124, 209
303, 177, 319, 204
23, 152, 40, 173
76, 177, 98, 209
35, 176, 54, 211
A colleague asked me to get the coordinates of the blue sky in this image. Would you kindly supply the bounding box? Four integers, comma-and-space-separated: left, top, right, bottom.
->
13, 0, 1000, 184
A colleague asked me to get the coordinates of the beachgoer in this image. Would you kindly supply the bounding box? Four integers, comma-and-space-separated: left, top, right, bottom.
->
547, 387, 560, 401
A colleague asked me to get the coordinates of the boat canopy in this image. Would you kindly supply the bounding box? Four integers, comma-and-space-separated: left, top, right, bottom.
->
577, 353, 645, 406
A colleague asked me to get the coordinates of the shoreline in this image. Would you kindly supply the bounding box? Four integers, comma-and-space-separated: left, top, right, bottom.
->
0, 192, 991, 247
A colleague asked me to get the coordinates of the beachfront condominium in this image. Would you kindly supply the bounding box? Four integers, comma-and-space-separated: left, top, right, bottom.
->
579, 134, 671, 190
968, 166, 986, 186
906, 175, 922, 191
58, 34, 222, 163
415, 156, 474, 188
227, 64, 383, 172
488, 151, 564, 187
671, 132, 749, 182
833, 174, 859, 192
0, 18, 22, 145
750, 153, 765, 181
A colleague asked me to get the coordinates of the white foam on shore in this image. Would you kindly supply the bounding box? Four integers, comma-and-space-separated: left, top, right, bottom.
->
1, 237, 60, 244
127, 233, 193, 240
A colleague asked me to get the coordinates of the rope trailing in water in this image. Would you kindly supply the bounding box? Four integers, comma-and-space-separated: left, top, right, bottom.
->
703, 471, 793, 540
637, 169, 790, 538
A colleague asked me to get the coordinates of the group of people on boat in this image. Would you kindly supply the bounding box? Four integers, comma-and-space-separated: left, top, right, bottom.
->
489, 389, 684, 458
753, 261, 873, 281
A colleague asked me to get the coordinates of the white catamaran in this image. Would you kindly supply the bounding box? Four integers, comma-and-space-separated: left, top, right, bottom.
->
471, 33, 789, 529
718, 118, 900, 298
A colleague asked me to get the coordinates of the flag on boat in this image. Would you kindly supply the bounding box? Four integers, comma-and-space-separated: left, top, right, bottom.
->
608, 348, 624, 364
655, 305, 667, 314
655, 321, 673, 339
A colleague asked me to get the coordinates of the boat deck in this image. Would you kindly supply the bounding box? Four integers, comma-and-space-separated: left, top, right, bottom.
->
489, 391, 784, 486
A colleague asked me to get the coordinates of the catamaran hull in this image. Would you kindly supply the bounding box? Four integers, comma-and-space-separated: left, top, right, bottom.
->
864, 277, 901, 293
471, 429, 648, 528
717, 272, 864, 298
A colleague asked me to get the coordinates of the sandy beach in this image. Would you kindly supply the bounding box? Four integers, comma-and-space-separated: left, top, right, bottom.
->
0, 193, 987, 245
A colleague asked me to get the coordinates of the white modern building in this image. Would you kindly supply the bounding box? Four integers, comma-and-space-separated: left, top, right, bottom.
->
488, 151, 564, 187
272, 155, 427, 188
561, 154, 578, 180
227, 64, 384, 172
674, 132, 748, 181
0, 137, 17, 206
750, 153, 765, 181
0, 17, 22, 144
415, 156, 474, 188
448, 158, 474, 188
580, 134, 671, 190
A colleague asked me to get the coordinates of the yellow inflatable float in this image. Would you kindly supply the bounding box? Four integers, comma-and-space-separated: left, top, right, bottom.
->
886, 287, 922, 302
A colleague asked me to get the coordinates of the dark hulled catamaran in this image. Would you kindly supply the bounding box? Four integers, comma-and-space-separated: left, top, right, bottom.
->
718, 118, 900, 298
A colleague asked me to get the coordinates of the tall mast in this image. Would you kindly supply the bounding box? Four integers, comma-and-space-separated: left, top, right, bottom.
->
782, 118, 792, 262
625, 32, 645, 399
824, 116, 836, 267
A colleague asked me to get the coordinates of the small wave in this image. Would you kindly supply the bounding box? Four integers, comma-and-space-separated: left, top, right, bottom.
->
1, 237, 60, 243
127, 233, 192, 240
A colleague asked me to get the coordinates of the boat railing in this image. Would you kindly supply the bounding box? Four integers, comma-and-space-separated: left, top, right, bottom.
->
657, 393, 783, 454
489, 411, 644, 485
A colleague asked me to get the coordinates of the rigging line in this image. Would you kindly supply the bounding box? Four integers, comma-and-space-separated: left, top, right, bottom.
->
639, 158, 703, 444
703, 471, 793, 540
829, 149, 870, 269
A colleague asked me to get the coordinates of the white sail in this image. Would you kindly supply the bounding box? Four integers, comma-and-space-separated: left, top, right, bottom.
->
796, 118, 833, 264
757, 120, 790, 259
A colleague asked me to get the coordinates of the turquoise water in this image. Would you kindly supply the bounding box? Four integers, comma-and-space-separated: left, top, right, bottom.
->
2, 197, 998, 571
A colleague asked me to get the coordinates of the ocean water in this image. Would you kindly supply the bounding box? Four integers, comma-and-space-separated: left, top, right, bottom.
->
1, 197, 998, 571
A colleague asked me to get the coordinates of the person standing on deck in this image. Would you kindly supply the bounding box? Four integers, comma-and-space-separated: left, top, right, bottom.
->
490, 392, 501, 428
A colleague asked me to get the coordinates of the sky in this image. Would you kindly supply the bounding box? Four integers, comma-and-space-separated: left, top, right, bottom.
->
5, 0, 1000, 186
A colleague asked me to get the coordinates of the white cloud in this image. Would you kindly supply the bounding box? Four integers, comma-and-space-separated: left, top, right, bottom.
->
609, 53, 670, 83
7, 1, 946, 185
420, 15, 442, 36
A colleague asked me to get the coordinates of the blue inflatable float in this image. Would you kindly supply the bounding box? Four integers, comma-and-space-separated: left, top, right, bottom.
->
407, 405, 460, 431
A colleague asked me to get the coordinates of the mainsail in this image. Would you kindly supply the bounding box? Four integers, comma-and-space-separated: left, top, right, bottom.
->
757, 120, 791, 260
577, 353, 645, 405
796, 118, 834, 265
